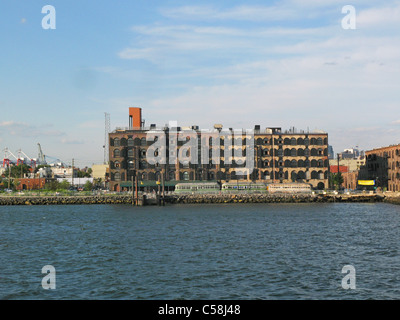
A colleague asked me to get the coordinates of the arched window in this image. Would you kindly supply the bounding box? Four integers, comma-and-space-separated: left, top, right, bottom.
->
291, 148, 297, 157
304, 149, 310, 157
183, 171, 189, 181
304, 138, 310, 146
297, 148, 304, 157
114, 138, 120, 147
311, 171, 318, 179
317, 138, 323, 145
114, 172, 121, 181
291, 160, 297, 167
311, 159, 317, 167
114, 149, 121, 158
264, 160, 269, 167
291, 138, 297, 146
284, 138, 291, 145
311, 148, 318, 156
140, 138, 146, 146
297, 138, 304, 145
127, 149, 134, 157
127, 138, 134, 147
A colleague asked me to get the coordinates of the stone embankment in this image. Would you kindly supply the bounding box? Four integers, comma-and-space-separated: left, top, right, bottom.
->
0, 195, 133, 206
0, 193, 388, 206
166, 193, 385, 204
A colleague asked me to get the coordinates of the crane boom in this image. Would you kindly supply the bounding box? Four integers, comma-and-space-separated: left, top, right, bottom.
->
37, 143, 46, 165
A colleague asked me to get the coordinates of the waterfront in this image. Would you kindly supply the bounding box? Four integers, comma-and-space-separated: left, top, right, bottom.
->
0, 203, 399, 299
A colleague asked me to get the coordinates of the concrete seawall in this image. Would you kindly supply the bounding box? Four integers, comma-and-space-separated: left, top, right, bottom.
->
0, 193, 386, 206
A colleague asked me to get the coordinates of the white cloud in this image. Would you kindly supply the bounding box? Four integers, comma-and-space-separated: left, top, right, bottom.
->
357, 3, 400, 28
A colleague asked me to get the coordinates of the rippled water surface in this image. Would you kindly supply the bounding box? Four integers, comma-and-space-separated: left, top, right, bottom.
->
0, 203, 399, 299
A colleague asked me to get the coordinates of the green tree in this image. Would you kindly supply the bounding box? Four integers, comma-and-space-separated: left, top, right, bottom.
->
83, 181, 93, 191
4, 164, 31, 179
330, 173, 344, 190
44, 180, 59, 191
59, 180, 71, 190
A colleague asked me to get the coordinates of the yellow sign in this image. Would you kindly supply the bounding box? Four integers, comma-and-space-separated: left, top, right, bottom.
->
358, 180, 375, 186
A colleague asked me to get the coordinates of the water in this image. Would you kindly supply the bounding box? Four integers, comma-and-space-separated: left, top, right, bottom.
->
0, 203, 399, 300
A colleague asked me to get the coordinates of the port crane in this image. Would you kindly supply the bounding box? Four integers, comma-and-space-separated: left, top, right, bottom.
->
37, 143, 65, 166
2, 148, 18, 167
16, 149, 37, 168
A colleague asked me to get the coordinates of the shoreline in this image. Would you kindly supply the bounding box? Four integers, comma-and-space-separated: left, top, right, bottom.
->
0, 193, 396, 206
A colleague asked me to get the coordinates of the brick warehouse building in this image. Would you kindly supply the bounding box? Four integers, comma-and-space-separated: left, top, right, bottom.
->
364, 144, 400, 192
109, 108, 329, 191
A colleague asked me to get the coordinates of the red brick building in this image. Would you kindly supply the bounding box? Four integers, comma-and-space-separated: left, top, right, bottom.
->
15, 178, 47, 191
365, 144, 400, 191
329, 165, 348, 173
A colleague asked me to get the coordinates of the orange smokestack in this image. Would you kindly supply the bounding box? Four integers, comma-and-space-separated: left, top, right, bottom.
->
129, 107, 142, 129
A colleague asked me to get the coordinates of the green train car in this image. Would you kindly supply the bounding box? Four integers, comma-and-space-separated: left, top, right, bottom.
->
221, 182, 268, 194
174, 182, 221, 194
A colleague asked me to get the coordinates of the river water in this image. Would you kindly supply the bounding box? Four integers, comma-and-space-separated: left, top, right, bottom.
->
0, 203, 399, 300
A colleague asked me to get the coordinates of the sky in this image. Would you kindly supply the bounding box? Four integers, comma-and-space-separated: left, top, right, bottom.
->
1, 0, 400, 168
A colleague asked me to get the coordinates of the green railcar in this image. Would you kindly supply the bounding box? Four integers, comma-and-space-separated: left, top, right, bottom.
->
221, 181, 268, 194
174, 182, 221, 194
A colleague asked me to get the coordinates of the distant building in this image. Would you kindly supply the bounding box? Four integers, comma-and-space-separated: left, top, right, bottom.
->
108, 108, 330, 191
338, 147, 364, 160
91, 164, 109, 188
328, 145, 334, 159
51, 167, 77, 178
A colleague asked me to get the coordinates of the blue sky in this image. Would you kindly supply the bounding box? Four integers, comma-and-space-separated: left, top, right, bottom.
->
1, 0, 400, 167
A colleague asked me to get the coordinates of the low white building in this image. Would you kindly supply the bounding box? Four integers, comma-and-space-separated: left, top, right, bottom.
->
57, 177, 93, 187
51, 167, 77, 178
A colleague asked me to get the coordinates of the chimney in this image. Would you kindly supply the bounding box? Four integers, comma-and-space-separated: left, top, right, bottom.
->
129, 107, 142, 129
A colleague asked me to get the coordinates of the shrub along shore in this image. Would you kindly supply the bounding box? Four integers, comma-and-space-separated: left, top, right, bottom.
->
0, 192, 395, 206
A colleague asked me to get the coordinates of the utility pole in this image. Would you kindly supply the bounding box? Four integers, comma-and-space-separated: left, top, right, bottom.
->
161, 168, 165, 205
132, 175, 135, 206
8, 162, 11, 190
135, 172, 138, 205
337, 153, 341, 190
72, 158, 74, 188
